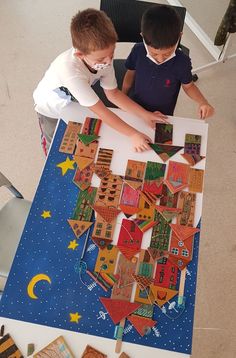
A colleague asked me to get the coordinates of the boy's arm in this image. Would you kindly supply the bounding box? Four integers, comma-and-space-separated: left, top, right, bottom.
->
104, 88, 168, 128
88, 100, 151, 152
182, 82, 214, 119
122, 69, 136, 94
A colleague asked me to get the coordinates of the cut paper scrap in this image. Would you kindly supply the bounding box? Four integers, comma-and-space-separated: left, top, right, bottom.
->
94, 244, 119, 274
177, 191, 196, 227
33, 336, 74, 358
143, 161, 166, 196
188, 168, 204, 193
59, 121, 82, 154
155, 123, 173, 144
73, 163, 95, 191
95, 148, 113, 179
0, 333, 23, 358
67, 219, 93, 239
181, 133, 205, 166
82, 117, 102, 135
73, 156, 93, 170
150, 285, 178, 307
169, 232, 194, 270
72, 186, 97, 221
56, 156, 75, 176
81, 344, 107, 358
92, 214, 116, 244
149, 143, 183, 162
112, 254, 137, 301
87, 270, 117, 292
164, 161, 190, 194
77, 133, 100, 145
127, 315, 157, 337
154, 257, 178, 289
117, 219, 143, 260
124, 159, 146, 189
95, 174, 123, 208
92, 205, 121, 223
99, 297, 141, 324
170, 223, 200, 241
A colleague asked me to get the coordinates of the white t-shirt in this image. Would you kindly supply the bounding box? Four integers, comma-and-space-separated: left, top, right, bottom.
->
33, 48, 117, 118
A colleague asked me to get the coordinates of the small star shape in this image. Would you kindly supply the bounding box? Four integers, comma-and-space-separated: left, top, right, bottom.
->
56, 156, 75, 176
41, 210, 51, 219
70, 312, 81, 323
68, 240, 79, 250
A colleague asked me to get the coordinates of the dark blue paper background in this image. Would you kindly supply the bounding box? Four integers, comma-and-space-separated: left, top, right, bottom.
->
0, 120, 201, 354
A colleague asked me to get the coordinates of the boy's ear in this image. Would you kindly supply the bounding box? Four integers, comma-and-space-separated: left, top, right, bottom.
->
74, 50, 84, 59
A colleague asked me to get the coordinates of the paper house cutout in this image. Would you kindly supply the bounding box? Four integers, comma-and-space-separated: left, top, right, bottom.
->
67, 219, 93, 239
100, 297, 141, 324
127, 315, 157, 337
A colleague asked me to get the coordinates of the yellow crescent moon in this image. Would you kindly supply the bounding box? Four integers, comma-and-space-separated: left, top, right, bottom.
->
27, 273, 51, 299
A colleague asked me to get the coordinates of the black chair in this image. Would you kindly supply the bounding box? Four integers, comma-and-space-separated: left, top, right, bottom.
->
92, 0, 190, 108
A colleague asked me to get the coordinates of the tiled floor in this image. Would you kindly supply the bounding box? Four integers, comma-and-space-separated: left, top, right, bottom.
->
0, 1, 236, 357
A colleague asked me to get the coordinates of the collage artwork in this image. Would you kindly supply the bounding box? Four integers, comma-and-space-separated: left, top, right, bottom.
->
0, 116, 206, 356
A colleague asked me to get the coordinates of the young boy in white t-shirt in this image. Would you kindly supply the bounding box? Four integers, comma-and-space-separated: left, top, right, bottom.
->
33, 8, 167, 155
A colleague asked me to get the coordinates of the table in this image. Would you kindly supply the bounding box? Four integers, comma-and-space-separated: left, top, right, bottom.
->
0, 103, 208, 357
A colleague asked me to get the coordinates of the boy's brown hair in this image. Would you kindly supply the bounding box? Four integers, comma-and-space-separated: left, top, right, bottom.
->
71, 8, 118, 54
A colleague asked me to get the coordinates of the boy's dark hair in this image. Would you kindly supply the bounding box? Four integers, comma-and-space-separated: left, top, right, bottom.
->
71, 8, 118, 54
141, 5, 182, 49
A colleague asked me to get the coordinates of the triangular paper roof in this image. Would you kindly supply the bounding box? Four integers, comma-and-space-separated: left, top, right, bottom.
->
150, 143, 183, 162
92, 205, 121, 223
181, 153, 205, 166
150, 285, 178, 307
127, 315, 157, 336
125, 179, 142, 190
168, 254, 191, 270
170, 224, 200, 240
73, 156, 94, 170
117, 245, 141, 261
138, 190, 157, 206
132, 274, 154, 289
164, 179, 188, 194
77, 133, 99, 145
100, 297, 141, 324
67, 220, 93, 238
133, 219, 157, 233
92, 237, 113, 250
119, 205, 141, 218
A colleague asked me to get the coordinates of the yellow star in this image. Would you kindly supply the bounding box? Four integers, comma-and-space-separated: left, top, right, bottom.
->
57, 156, 75, 176
68, 240, 79, 250
41, 210, 51, 219
70, 312, 81, 323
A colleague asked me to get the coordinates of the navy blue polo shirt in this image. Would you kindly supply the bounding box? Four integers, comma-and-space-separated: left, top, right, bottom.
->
125, 43, 193, 115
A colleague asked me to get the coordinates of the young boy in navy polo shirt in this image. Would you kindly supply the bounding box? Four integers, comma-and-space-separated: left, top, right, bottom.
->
122, 5, 214, 119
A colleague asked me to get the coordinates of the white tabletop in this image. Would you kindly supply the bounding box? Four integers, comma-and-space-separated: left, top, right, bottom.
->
0, 103, 208, 357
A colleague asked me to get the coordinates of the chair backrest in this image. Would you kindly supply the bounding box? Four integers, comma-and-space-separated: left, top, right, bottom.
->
0, 172, 24, 199
100, 0, 186, 43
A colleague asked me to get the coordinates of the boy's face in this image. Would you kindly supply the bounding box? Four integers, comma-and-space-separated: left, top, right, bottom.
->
75, 44, 115, 69
145, 44, 177, 64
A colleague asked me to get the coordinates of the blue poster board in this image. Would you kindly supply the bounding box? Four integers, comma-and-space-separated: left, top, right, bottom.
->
0, 120, 201, 355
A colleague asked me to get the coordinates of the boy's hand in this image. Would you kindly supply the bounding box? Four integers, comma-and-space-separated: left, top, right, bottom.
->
131, 132, 152, 152
144, 111, 169, 128
198, 103, 215, 119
